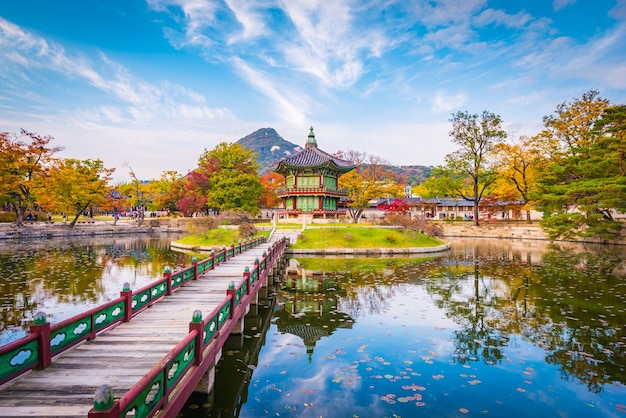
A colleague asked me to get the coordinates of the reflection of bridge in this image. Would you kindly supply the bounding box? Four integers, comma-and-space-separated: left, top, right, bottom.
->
0, 235, 289, 417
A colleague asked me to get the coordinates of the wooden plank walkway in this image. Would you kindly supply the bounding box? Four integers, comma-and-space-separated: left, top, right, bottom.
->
0, 232, 297, 418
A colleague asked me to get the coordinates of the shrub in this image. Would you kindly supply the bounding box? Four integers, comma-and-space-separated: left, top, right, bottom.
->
238, 222, 257, 238
382, 213, 444, 238
385, 234, 397, 243
344, 233, 354, 242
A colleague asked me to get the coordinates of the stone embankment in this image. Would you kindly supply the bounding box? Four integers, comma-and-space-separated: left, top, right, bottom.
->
0, 219, 185, 240
442, 222, 548, 240
441, 221, 626, 244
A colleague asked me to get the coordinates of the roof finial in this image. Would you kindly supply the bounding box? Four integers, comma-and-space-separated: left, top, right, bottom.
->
306, 126, 317, 149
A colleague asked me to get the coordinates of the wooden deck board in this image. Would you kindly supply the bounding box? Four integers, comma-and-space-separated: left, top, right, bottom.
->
0, 236, 289, 417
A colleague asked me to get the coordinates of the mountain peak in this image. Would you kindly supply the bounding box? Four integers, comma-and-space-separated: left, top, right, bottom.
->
236, 128, 301, 174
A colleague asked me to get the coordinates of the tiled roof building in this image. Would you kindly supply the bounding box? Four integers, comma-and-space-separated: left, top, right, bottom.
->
273, 127, 356, 219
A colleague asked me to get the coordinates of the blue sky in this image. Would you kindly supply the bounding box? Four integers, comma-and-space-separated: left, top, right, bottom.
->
1, 0, 625, 183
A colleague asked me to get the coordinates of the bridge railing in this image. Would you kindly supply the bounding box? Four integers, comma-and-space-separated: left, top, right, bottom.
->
0, 236, 268, 387
89, 236, 288, 418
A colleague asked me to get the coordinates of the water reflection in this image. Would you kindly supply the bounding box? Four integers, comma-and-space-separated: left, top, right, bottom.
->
181, 239, 626, 417
0, 233, 188, 345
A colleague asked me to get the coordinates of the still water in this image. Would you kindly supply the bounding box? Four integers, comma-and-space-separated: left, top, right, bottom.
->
0, 233, 188, 345
181, 238, 626, 418
1, 235, 625, 417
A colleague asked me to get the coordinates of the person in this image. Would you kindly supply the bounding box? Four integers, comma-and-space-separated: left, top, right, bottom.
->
27, 213, 32, 222
47, 212, 52, 221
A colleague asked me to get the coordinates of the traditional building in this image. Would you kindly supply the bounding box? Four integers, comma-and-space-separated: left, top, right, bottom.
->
274, 127, 356, 219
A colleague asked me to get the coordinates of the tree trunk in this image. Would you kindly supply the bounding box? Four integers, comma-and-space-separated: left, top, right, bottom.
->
526, 210, 532, 224
473, 182, 480, 226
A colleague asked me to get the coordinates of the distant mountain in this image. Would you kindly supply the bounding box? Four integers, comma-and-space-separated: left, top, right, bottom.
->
236, 128, 301, 175
236, 127, 433, 184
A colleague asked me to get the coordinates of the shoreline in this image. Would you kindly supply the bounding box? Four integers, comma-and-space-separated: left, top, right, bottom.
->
0, 220, 184, 240
286, 242, 451, 255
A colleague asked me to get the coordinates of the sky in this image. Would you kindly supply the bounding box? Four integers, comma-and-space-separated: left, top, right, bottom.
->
1, 0, 625, 183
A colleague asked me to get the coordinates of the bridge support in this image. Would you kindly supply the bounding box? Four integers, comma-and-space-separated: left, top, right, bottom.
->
194, 349, 221, 394
230, 313, 245, 335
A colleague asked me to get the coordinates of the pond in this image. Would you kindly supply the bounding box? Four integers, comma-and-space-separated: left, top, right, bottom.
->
180, 238, 626, 418
0, 232, 189, 345
1, 235, 625, 417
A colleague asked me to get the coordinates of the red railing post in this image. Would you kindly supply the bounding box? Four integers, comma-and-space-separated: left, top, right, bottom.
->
210, 249, 215, 269
254, 257, 260, 276
227, 284, 236, 319
121, 283, 133, 322
164, 266, 172, 296
192, 257, 198, 280
30, 312, 51, 369
222, 246, 227, 261
189, 310, 204, 365
243, 267, 251, 294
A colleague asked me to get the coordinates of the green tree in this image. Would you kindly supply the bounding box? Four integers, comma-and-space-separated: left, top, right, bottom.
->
439, 111, 507, 225
196, 142, 263, 214
42, 158, 115, 228
537, 92, 625, 240
0, 129, 63, 226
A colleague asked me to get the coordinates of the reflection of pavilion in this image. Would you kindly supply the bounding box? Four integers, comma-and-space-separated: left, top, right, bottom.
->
275, 267, 353, 361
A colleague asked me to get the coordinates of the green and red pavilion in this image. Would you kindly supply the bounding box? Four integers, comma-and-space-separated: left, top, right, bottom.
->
273, 127, 356, 219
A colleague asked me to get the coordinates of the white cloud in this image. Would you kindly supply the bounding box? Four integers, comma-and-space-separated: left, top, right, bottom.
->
553, 0, 576, 12
431, 92, 468, 113
230, 56, 308, 123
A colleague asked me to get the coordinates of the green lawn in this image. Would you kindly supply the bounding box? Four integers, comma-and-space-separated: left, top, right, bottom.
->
290, 226, 443, 249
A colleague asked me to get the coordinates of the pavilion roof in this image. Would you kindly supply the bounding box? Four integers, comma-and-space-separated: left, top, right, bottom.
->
273, 127, 356, 174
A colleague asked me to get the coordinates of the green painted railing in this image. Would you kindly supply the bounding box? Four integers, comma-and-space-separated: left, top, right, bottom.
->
0, 236, 268, 388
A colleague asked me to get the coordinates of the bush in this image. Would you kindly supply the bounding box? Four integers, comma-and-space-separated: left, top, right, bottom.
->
385, 234, 397, 243
238, 222, 257, 238
344, 233, 354, 242
0, 212, 16, 223
382, 213, 444, 238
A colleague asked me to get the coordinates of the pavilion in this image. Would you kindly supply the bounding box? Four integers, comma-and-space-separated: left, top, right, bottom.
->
273, 127, 356, 220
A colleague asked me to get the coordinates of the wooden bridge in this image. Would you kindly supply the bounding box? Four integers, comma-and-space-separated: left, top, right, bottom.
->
0, 231, 297, 417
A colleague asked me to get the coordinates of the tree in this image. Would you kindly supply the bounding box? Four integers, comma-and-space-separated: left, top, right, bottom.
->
442, 110, 507, 225
0, 129, 63, 226
338, 151, 402, 223
492, 135, 547, 223
196, 142, 263, 215
42, 159, 114, 228
537, 92, 624, 240
259, 171, 285, 209
124, 164, 147, 226
144, 170, 183, 213
177, 171, 210, 216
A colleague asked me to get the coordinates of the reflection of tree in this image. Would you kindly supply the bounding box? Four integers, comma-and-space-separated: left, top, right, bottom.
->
427, 243, 626, 393
426, 259, 509, 366
0, 234, 189, 338
522, 245, 626, 393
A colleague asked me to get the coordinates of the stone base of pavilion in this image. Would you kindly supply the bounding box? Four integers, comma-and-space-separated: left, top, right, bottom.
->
276, 210, 347, 223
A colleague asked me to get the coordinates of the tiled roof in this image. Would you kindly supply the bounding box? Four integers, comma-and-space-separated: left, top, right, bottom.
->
274, 146, 356, 172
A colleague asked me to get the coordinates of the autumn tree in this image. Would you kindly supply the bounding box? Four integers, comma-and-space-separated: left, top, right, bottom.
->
538, 92, 625, 240
143, 170, 183, 213
437, 111, 507, 225
491, 135, 548, 223
259, 171, 285, 209
338, 151, 402, 223
0, 129, 63, 226
42, 158, 115, 228
194, 142, 263, 215
177, 171, 210, 216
